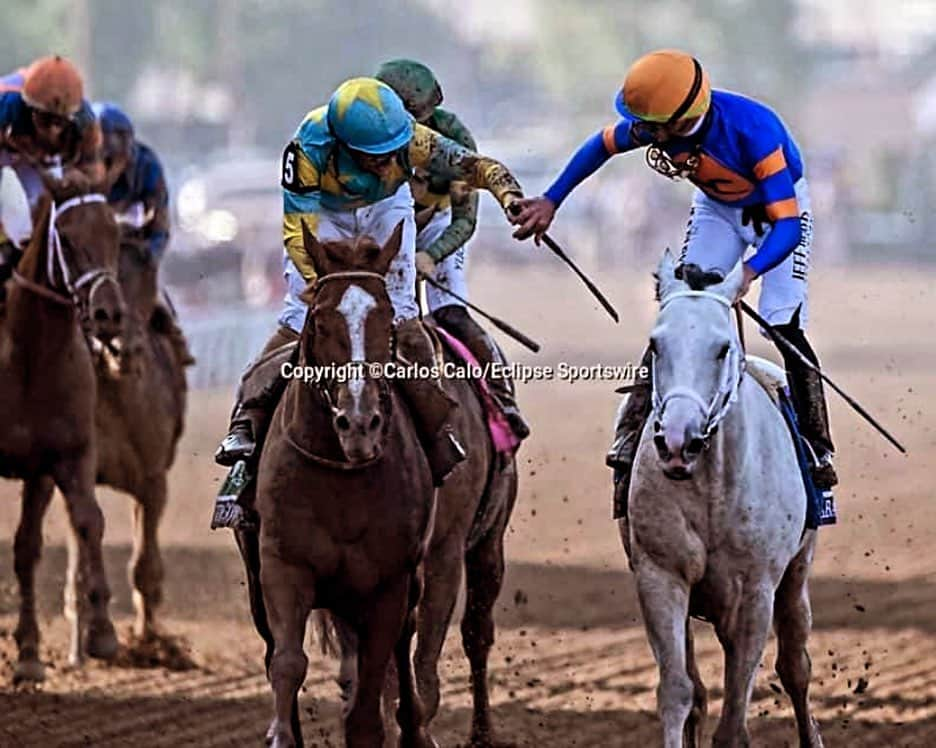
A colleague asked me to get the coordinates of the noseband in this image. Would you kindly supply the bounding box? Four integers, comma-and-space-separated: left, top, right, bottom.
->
651, 290, 746, 443
13, 193, 120, 312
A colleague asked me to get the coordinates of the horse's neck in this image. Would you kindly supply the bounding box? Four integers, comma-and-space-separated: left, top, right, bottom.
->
279, 358, 345, 461
700, 377, 767, 490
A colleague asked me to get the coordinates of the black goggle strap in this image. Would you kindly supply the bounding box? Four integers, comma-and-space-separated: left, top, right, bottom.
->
666, 57, 704, 126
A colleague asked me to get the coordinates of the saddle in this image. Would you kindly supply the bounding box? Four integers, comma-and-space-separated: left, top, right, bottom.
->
427, 320, 521, 457
746, 355, 836, 529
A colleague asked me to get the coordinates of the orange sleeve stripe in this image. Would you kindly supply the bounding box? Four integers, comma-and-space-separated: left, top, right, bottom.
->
765, 197, 799, 221
753, 147, 787, 180
602, 125, 618, 154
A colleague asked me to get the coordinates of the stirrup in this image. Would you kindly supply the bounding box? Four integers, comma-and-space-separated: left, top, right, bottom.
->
215, 423, 256, 466
211, 460, 256, 530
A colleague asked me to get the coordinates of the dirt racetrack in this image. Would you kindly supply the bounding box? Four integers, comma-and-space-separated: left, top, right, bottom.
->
1, 265, 934, 747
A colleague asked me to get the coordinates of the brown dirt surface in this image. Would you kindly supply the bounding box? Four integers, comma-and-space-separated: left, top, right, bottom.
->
1, 266, 934, 746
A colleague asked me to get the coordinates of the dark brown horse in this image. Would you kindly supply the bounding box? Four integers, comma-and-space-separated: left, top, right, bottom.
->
327, 315, 520, 747
245, 221, 437, 748
92, 236, 189, 643
0, 182, 125, 681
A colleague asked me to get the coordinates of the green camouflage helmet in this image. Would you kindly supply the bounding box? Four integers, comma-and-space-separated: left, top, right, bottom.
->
375, 59, 443, 121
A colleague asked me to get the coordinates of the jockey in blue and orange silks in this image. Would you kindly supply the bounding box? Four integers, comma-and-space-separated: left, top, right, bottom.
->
0, 56, 104, 295
510, 49, 837, 514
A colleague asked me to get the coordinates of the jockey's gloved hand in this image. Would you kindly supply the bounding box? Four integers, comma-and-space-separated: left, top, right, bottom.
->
415, 251, 436, 278
741, 204, 770, 237
509, 195, 555, 243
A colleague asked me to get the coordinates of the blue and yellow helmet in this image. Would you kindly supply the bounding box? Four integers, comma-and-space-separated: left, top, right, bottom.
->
327, 77, 413, 155
92, 101, 134, 136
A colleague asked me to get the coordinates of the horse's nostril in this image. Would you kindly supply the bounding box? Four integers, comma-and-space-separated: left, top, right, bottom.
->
686, 437, 705, 456
93, 308, 108, 322
369, 414, 382, 432
335, 414, 351, 431
653, 434, 669, 457
112, 309, 122, 325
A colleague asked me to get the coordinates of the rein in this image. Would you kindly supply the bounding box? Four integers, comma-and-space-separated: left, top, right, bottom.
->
13, 193, 120, 310
651, 290, 746, 442
282, 269, 394, 470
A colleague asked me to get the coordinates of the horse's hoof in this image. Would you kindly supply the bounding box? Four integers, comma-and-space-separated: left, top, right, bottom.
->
86, 621, 119, 660
12, 659, 45, 684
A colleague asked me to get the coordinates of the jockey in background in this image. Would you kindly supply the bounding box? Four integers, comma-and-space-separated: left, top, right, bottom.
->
0, 55, 103, 296
215, 77, 525, 488
376, 58, 530, 439
93, 101, 194, 366
510, 49, 837, 515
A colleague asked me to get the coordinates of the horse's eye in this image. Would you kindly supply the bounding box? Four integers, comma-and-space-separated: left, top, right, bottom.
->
717, 344, 730, 360
648, 338, 658, 355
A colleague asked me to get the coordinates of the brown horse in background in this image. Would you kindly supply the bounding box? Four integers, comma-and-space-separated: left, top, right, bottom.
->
243, 221, 437, 748
0, 183, 125, 682
92, 235, 189, 644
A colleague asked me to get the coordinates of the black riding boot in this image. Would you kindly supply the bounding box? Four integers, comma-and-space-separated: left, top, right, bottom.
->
772, 316, 837, 490
606, 347, 653, 517
433, 304, 531, 440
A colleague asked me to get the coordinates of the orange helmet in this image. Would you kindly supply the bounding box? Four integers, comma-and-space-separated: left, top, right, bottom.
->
616, 50, 711, 124
22, 55, 84, 118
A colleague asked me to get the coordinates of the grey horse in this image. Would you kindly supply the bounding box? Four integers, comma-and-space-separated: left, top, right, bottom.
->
624, 250, 822, 748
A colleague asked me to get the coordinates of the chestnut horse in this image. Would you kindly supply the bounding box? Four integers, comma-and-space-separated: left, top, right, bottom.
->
1, 181, 124, 681
248, 221, 436, 748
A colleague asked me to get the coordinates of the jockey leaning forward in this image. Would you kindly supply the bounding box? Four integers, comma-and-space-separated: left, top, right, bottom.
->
509, 49, 837, 519
376, 58, 530, 440
215, 77, 525, 487
93, 101, 195, 366
0, 56, 103, 295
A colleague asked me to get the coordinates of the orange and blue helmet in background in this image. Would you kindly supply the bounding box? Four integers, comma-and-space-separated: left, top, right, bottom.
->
616, 49, 711, 125
326, 77, 413, 154
93, 101, 134, 136
21, 55, 84, 119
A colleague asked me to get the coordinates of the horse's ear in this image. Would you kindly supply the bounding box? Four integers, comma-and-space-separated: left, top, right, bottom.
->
301, 220, 328, 275
298, 278, 317, 306
713, 258, 744, 302
654, 248, 684, 301
374, 220, 405, 274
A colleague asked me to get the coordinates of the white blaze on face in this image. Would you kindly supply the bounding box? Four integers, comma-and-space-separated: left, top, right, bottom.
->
336, 284, 377, 412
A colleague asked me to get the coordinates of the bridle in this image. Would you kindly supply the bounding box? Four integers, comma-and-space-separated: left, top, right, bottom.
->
12, 193, 120, 316
283, 269, 394, 469
651, 290, 746, 443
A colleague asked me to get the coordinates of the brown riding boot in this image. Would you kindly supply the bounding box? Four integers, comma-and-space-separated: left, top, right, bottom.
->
432, 304, 531, 440
394, 317, 465, 486
606, 347, 653, 520
215, 326, 300, 467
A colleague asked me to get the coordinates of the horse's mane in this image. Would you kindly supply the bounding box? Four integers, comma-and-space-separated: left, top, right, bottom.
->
655, 262, 726, 300
15, 195, 53, 281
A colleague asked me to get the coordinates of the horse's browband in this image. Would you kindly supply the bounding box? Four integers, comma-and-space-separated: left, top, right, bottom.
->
313, 271, 387, 291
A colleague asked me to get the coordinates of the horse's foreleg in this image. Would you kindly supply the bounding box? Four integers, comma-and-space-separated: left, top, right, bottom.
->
635, 562, 694, 748
346, 576, 408, 748
129, 473, 167, 639
712, 585, 774, 748
395, 572, 435, 748
235, 526, 275, 674
414, 542, 463, 723
461, 523, 509, 748
774, 533, 823, 748
12, 476, 55, 682
684, 623, 707, 748
55, 457, 118, 665
261, 559, 312, 748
